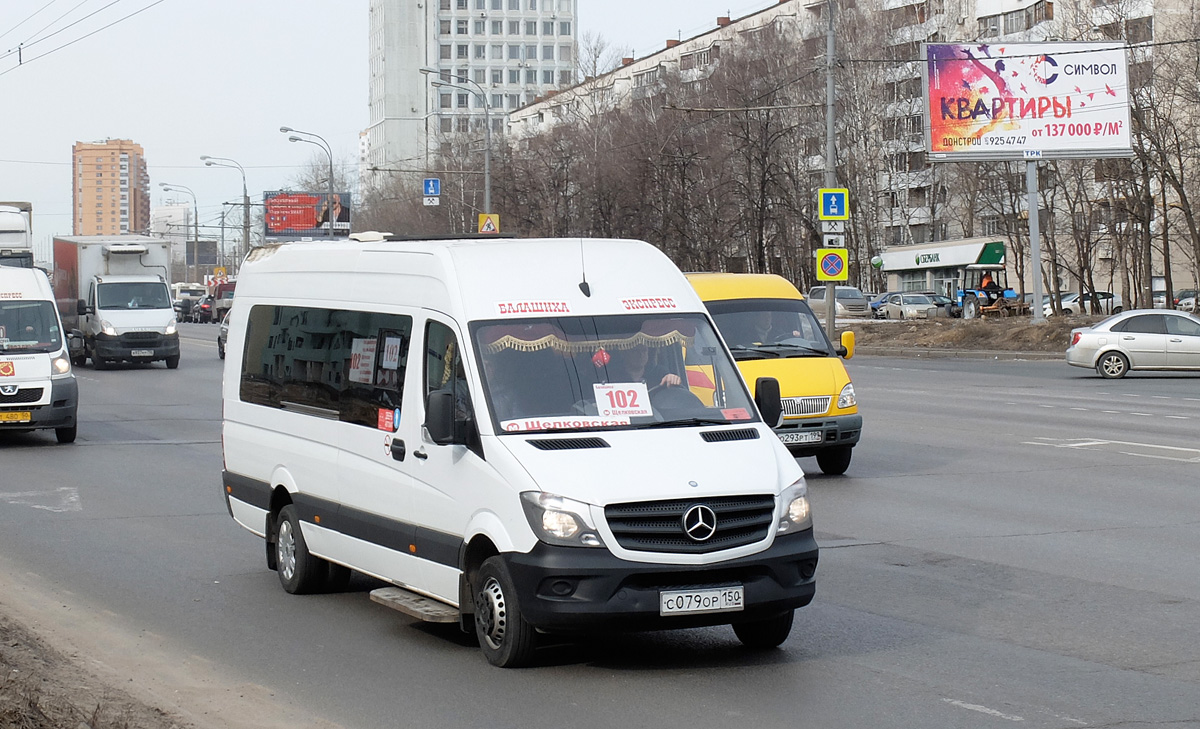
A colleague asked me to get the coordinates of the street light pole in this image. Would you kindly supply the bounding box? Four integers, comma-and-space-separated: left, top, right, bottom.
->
422, 68, 492, 217
160, 182, 198, 283
280, 127, 335, 237
200, 155, 251, 269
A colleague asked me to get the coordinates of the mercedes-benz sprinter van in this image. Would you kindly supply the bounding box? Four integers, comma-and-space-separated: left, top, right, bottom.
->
222, 235, 818, 667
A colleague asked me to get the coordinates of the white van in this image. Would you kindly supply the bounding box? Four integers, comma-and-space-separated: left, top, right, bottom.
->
221, 235, 817, 667
0, 267, 78, 443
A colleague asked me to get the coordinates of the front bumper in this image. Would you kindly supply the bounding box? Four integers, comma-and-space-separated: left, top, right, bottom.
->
94, 332, 180, 362
775, 413, 862, 456
502, 531, 818, 632
0, 377, 77, 431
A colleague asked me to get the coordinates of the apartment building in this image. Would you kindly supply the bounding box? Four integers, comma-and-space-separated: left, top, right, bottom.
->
365, 0, 579, 191
72, 139, 150, 236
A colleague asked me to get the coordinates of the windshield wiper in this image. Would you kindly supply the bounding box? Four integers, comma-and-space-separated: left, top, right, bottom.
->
631, 417, 735, 430
728, 345, 781, 359
770, 343, 831, 356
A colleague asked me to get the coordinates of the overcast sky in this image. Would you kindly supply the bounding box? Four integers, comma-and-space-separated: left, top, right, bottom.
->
0, 0, 775, 249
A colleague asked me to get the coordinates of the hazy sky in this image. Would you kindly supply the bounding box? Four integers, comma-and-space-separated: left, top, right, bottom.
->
0, 0, 775, 249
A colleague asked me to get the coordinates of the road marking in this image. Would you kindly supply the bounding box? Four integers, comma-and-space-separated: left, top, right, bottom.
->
1070, 407, 1088, 411
1121, 394, 1141, 397
1025, 437, 1200, 463
0, 487, 82, 512
1166, 415, 1190, 420
1130, 412, 1153, 417
942, 698, 1024, 722
1101, 410, 1121, 414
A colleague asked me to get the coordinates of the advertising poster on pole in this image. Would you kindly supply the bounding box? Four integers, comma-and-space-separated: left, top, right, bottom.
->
923, 42, 1133, 161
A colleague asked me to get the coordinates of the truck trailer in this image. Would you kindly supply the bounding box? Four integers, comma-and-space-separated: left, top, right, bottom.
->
53, 236, 180, 369
0, 202, 34, 269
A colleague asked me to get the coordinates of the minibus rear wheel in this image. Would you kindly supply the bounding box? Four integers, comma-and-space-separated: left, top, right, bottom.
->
474, 557, 537, 667
275, 505, 327, 594
733, 610, 794, 649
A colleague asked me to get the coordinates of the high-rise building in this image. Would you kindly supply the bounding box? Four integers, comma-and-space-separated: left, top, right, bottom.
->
72, 139, 150, 236
365, 0, 578, 190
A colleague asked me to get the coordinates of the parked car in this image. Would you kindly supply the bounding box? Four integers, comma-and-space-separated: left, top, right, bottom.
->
881, 292, 942, 319
1173, 289, 1197, 310
1066, 309, 1200, 378
917, 291, 960, 318
869, 290, 903, 318
807, 285, 872, 318
1177, 295, 1197, 313
1045, 291, 1123, 316
217, 311, 229, 359
192, 295, 215, 323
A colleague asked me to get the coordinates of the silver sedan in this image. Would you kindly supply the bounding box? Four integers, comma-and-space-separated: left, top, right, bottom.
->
1066, 309, 1200, 378
882, 293, 942, 320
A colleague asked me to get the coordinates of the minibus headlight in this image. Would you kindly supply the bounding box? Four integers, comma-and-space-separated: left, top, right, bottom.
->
52, 355, 72, 376
777, 478, 813, 535
520, 492, 605, 547
837, 383, 856, 409
100, 320, 117, 336
165, 318, 177, 335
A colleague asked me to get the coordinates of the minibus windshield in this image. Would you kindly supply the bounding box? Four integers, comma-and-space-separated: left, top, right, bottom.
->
471, 313, 759, 434
704, 298, 834, 359
0, 300, 62, 353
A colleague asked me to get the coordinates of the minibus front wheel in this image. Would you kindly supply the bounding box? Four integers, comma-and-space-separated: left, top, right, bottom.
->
275, 505, 327, 595
474, 557, 537, 668
733, 610, 795, 649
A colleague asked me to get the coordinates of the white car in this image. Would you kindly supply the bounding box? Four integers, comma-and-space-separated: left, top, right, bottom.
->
1177, 296, 1197, 313
881, 293, 941, 320
1045, 291, 1123, 317
1066, 309, 1200, 378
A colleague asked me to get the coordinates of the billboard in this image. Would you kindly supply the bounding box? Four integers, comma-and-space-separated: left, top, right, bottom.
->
263, 190, 352, 240
924, 43, 1133, 161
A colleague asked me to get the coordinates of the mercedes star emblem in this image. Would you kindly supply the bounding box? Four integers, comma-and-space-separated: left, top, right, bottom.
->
682, 504, 717, 542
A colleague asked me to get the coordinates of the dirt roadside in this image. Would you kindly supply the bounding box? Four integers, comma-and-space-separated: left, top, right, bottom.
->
0, 315, 1089, 727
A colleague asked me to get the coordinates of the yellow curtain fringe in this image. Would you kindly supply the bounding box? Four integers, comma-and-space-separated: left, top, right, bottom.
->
484, 331, 693, 355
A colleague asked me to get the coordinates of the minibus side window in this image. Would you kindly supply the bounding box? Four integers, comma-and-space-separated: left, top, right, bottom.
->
424, 320, 473, 424
339, 312, 413, 427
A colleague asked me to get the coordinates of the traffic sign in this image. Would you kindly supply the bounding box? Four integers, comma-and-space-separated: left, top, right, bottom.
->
818, 188, 850, 220
821, 220, 845, 234
816, 248, 848, 281
423, 196, 440, 206
478, 213, 501, 234
213, 267, 226, 279
423, 178, 441, 196
823, 234, 845, 248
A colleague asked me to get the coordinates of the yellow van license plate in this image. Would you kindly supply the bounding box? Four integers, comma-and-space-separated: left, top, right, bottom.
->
0, 411, 32, 423
779, 432, 822, 444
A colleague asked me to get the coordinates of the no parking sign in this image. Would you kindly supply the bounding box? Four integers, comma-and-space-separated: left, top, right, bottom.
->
816, 248, 848, 281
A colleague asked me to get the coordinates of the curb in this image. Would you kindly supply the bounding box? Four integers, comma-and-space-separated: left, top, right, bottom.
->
855, 346, 1062, 361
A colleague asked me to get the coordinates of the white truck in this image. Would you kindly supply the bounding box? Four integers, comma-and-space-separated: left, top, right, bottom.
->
53, 236, 180, 369
0, 202, 34, 269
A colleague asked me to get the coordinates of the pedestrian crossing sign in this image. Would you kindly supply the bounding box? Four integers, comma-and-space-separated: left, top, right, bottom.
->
478, 213, 501, 234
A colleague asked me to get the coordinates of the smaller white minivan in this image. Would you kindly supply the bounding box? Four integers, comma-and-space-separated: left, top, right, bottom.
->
0, 267, 78, 443
222, 235, 818, 666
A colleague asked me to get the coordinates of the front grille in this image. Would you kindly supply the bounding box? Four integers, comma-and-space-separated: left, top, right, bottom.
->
0, 387, 43, 404
605, 495, 775, 554
782, 396, 831, 417
700, 428, 759, 443
527, 437, 610, 450
120, 331, 161, 344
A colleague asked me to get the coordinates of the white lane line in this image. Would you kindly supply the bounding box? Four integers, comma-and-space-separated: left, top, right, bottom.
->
1121, 394, 1141, 397
1166, 415, 1190, 420
942, 698, 1024, 722
1130, 412, 1154, 417
1070, 407, 1088, 411
1186, 398, 1200, 402
1101, 410, 1122, 414
1025, 438, 1200, 463
1152, 396, 1170, 399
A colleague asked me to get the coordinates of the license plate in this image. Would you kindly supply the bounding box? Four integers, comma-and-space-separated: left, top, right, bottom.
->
779, 431, 822, 444
0, 411, 31, 423
131, 349, 154, 357
660, 586, 744, 616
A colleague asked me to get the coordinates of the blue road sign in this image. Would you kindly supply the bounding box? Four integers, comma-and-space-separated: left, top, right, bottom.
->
424, 178, 441, 196
818, 188, 849, 220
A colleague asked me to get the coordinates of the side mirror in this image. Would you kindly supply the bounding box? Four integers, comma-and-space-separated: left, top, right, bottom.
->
754, 376, 783, 429
424, 390, 458, 445
76, 299, 90, 316
66, 330, 85, 356
839, 330, 855, 359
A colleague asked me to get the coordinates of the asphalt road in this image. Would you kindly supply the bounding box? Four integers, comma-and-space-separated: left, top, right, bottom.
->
2, 324, 1198, 729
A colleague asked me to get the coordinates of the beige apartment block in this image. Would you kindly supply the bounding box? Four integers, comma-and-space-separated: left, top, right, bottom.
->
72, 139, 150, 236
